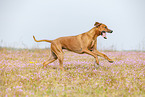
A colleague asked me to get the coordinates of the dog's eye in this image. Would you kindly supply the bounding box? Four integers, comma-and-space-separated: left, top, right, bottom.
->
105, 27, 107, 29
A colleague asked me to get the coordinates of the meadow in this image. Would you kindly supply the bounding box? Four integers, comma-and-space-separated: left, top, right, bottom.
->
0, 48, 145, 97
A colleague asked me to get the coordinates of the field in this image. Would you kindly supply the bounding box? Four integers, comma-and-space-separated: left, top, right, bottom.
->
0, 48, 145, 97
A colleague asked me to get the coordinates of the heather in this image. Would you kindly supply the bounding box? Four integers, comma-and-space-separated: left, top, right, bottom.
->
0, 48, 145, 97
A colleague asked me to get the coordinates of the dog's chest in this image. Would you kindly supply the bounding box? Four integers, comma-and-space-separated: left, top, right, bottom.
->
89, 40, 96, 48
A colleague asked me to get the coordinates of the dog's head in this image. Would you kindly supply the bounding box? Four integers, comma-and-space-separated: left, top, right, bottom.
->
94, 22, 113, 39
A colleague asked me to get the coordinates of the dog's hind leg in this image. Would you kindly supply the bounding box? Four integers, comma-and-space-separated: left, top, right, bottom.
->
43, 51, 57, 68
51, 43, 64, 71
57, 52, 64, 71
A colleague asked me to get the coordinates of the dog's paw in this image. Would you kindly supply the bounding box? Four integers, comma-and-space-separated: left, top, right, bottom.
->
108, 59, 114, 63
94, 61, 100, 68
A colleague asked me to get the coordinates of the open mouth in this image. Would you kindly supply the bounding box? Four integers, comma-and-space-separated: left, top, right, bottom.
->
101, 31, 107, 39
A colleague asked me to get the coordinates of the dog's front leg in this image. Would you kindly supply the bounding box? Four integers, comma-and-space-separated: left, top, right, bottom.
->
82, 49, 99, 66
93, 50, 114, 63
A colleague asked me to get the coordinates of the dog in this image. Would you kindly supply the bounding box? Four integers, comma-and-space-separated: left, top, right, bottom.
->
33, 22, 114, 70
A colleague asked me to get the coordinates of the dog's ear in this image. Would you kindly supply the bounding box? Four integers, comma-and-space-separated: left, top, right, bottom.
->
94, 22, 101, 27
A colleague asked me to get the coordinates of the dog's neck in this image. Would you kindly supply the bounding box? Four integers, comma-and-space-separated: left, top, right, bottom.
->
87, 27, 101, 39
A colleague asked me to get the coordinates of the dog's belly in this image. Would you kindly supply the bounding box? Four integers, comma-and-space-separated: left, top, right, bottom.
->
60, 36, 82, 53
62, 42, 82, 53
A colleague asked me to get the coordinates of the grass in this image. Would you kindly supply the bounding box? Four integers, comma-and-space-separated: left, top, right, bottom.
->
0, 48, 145, 97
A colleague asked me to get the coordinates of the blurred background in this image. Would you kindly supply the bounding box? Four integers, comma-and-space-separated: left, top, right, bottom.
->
0, 0, 145, 51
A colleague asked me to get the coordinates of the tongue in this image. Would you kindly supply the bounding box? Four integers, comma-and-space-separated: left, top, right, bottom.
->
102, 33, 107, 39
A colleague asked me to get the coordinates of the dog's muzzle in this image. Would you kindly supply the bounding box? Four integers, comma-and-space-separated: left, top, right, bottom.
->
101, 31, 107, 39
108, 30, 113, 33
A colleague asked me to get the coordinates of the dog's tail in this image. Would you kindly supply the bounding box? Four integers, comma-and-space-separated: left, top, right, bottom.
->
33, 35, 52, 43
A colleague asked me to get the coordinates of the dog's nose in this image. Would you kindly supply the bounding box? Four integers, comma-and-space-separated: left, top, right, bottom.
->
110, 30, 113, 33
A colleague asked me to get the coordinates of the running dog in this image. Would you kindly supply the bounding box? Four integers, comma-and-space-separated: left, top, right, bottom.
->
33, 22, 114, 70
